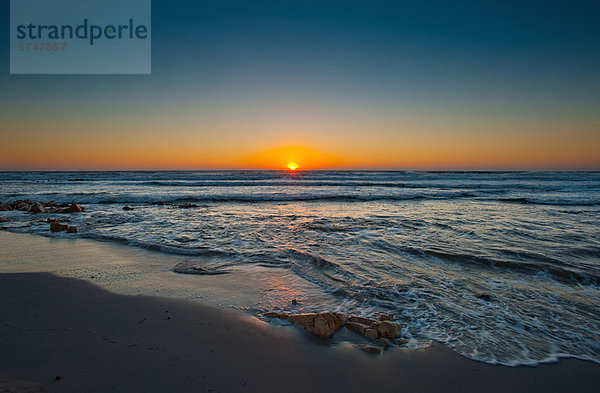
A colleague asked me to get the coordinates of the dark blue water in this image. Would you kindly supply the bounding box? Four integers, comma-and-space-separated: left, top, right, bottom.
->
1, 170, 599, 365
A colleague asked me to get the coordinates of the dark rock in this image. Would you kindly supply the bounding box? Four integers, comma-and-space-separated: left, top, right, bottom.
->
16, 201, 32, 211
66, 203, 84, 213
55, 375, 62, 381
50, 222, 69, 232
178, 203, 199, 209
66, 226, 78, 233
476, 293, 492, 301
123, 206, 134, 211
291, 299, 298, 305
152, 201, 165, 206
0, 216, 10, 223
30, 203, 46, 213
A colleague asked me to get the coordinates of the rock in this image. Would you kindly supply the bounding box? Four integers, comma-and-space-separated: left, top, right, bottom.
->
50, 222, 68, 232
263, 311, 286, 319
347, 322, 380, 340
375, 312, 392, 321
55, 375, 62, 381
30, 203, 46, 213
178, 203, 199, 209
365, 328, 379, 340
0, 205, 11, 211
0, 216, 10, 223
476, 293, 492, 301
66, 226, 78, 233
349, 316, 378, 325
346, 322, 368, 336
359, 345, 382, 355
291, 299, 298, 305
16, 202, 32, 211
123, 206, 134, 211
264, 312, 348, 339
66, 203, 84, 213
373, 321, 401, 339
152, 201, 165, 206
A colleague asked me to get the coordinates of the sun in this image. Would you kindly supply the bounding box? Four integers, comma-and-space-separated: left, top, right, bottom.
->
287, 162, 299, 171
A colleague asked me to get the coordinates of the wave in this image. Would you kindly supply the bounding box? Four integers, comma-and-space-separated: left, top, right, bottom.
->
3, 193, 598, 206
80, 233, 235, 258
498, 197, 600, 206
399, 246, 599, 285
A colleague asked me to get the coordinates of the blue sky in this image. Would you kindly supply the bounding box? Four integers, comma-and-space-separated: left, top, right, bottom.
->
1, 0, 599, 169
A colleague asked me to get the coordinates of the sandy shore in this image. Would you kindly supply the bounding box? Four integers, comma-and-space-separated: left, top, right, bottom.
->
0, 272, 598, 392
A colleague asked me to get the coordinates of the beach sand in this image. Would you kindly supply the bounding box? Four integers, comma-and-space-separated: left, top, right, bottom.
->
0, 270, 599, 392
1, 232, 599, 392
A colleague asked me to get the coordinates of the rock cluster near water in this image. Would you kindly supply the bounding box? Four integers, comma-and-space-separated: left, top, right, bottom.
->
0, 200, 84, 234
264, 311, 349, 339
263, 311, 404, 354
0, 200, 84, 214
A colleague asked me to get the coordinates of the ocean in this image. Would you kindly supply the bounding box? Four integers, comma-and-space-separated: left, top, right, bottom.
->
1, 170, 599, 366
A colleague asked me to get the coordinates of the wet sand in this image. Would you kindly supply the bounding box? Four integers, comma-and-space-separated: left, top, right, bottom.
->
1, 271, 599, 392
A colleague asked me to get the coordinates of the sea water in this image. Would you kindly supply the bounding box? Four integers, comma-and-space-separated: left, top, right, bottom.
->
0, 170, 598, 365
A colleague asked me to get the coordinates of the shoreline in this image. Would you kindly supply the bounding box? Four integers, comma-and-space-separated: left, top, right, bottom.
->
2, 231, 600, 366
1, 272, 599, 393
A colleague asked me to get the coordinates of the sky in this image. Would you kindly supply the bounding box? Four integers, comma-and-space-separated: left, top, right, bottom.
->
1, 0, 599, 170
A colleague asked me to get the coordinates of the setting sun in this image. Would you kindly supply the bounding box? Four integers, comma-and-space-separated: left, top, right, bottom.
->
287, 162, 298, 171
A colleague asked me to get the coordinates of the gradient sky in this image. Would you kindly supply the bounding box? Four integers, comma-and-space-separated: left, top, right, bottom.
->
1, 0, 599, 170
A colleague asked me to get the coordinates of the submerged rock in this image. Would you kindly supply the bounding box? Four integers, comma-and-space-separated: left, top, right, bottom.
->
476, 293, 492, 301
122, 206, 134, 211
359, 345, 382, 355
178, 203, 199, 209
66, 226, 78, 233
0, 216, 10, 223
264, 312, 348, 339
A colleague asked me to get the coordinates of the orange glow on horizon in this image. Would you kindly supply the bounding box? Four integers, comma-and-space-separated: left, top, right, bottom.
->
243, 146, 345, 170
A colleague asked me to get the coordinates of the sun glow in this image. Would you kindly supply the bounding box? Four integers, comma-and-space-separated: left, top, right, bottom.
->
287, 162, 298, 171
